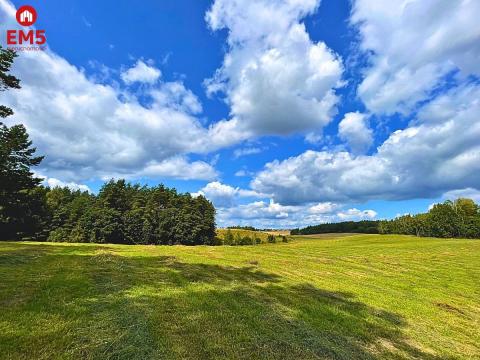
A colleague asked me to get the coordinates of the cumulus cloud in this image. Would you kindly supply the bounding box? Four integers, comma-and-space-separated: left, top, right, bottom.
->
39, 175, 91, 192
121, 60, 162, 84
205, 0, 344, 142
195, 183, 377, 228
151, 82, 203, 114
216, 199, 377, 228
441, 188, 480, 203
309, 202, 339, 214
0, 1, 217, 183
193, 181, 266, 208
223, 199, 293, 220
338, 112, 373, 154
133, 157, 217, 181
337, 208, 377, 221
252, 83, 480, 204
351, 0, 480, 114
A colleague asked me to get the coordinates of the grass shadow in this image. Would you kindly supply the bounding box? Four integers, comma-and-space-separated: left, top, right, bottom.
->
0, 243, 453, 359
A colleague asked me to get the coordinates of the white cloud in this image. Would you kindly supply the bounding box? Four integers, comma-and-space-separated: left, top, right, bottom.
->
338, 112, 373, 154
40, 176, 91, 193
0, 2, 218, 183
309, 202, 338, 214
337, 208, 377, 221
233, 147, 262, 159
198, 182, 377, 228
217, 198, 377, 228
193, 182, 239, 207
134, 157, 217, 181
252, 83, 480, 204
351, 0, 480, 114
252, 150, 382, 204
220, 199, 294, 221
193, 181, 266, 208
151, 82, 202, 114
234, 169, 248, 177
441, 188, 480, 203
121, 60, 162, 84
304, 131, 323, 145
205, 0, 344, 142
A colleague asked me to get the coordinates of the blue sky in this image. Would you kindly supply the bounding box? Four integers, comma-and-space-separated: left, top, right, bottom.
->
1, 0, 480, 228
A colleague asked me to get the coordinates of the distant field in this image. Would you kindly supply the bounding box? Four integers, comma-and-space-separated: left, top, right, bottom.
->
292, 233, 361, 239
1, 234, 479, 359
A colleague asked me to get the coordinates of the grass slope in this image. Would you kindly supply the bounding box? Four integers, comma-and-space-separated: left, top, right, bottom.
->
216, 229, 271, 241
0, 235, 479, 359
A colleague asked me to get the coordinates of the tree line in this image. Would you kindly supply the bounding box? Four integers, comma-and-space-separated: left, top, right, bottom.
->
226, 225, 258, 231
379, 198, 480, 238
45, 181, 216, 245
291, 220, 379, 235
291, 199, 480, 239
0, 46, 216, 245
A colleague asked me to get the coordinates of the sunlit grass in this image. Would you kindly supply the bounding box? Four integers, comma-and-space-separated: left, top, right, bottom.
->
0, 234, 479, 359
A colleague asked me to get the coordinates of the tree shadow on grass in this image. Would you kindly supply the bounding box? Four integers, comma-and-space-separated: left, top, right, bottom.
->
0, 244, 453, 360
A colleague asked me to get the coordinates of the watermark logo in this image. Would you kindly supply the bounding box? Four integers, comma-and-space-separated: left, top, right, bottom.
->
6, 4, 46, 51
16, 5, 37, 26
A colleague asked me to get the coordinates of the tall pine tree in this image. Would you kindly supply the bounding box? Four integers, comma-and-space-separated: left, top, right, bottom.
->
0, 46, 44, 239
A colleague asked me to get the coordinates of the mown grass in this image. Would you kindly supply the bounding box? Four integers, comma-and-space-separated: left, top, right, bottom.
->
0, 234, 479, 359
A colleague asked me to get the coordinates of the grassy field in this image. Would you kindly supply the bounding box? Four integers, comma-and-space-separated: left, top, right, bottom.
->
0, 234, 479, 359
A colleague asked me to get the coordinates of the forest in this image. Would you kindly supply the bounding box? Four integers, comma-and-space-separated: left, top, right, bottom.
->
0, 47, 215, 245
291, 220, 379, 235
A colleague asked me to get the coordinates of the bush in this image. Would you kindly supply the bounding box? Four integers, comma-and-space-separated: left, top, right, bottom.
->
210, 236, 223, 246
240, 236, 253, 245
234, 233, 242, 246
223, 230, 234, 245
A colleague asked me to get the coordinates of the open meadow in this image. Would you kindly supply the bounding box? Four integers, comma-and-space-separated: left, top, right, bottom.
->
1, 234, 479, 359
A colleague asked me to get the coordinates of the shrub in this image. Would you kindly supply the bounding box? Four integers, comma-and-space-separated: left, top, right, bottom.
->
223, 230, 234, 245
210, 236, 223, 246
240, 236, 253, 245
234, 233, 243, 246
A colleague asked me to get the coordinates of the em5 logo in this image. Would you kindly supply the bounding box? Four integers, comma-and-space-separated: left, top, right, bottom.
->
7, 5, 46, 50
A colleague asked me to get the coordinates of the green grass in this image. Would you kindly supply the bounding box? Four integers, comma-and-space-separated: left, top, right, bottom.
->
0, 234, 479, 359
